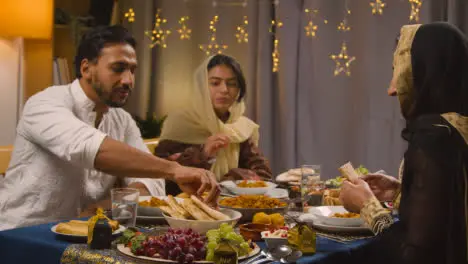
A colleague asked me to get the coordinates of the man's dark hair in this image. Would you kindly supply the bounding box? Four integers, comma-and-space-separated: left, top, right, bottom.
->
207, 54, 246, 102
74, 25, 136, 78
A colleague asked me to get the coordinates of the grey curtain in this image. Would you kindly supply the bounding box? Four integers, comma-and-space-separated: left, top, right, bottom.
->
120, 0, 468, 179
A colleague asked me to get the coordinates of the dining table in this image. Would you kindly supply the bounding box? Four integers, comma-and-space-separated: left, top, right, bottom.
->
0, 218, 373, 264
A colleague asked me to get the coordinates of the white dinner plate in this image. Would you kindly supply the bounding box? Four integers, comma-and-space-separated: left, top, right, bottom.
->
51, 224, 126, 238
220, 180, 277, 195
298, 213, 371, 233
308, 206, 364, 227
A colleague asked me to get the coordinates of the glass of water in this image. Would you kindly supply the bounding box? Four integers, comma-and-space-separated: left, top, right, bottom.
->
301, 165, 324, 210
111, 188, 139, 227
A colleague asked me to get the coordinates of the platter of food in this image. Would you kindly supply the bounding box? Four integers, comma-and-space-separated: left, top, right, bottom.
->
158, 195, 242, 234
307, 206, 364, 227
116, 224, 259, 264
219, 195, 288, 223
51, 219, 125, 238
220, 180, 277, 195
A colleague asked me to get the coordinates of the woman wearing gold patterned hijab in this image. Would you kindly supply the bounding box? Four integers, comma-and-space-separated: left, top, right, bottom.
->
155, 55, 272, 196
330, 22, 468, 264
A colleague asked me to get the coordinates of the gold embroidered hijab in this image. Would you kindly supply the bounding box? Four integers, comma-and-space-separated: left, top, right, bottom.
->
393, 24, 468, 144
160, 56, 259, 179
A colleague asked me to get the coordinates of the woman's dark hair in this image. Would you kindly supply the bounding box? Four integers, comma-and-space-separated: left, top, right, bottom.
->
410, 22, 468, 118
207, 54, 246, 102
74, 25, 136, 78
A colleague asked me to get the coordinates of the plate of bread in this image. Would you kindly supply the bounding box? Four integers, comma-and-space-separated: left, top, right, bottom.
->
161, 195, 242, 234
51, 219, 125, 238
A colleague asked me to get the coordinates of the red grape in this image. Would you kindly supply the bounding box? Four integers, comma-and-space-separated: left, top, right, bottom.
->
169, 250, 178, 260
187, 246, 197, 256
136, 248, 144, 255
177, 253, 186, 264
146, 248, 157, 257
177, 237, 186, 248
193, 239, 204, 249
185, 253, 195, 264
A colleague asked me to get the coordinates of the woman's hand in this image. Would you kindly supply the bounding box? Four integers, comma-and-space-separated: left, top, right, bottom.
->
203, 134, 230, 158
339, 179, 375, 213
362, 173, 400, 201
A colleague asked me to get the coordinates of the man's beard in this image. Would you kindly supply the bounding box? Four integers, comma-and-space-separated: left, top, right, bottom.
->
92, 81, 130, 108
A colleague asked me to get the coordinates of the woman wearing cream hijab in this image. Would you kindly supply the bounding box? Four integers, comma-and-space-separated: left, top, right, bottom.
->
326, 22, 468, 264
155, 54, 272, 195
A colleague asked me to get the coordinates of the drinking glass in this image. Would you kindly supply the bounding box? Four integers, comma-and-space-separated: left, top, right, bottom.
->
111, 188, 139, 227
301, 165, 324, 210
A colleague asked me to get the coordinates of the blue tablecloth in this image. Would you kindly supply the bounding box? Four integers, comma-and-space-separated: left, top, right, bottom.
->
0, 221, 371, 264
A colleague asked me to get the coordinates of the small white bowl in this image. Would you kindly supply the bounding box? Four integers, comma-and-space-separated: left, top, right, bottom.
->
163, 208, 242, 234
308, 206, 364, 227
220, 180, 277, 195
261, 231, 288, 249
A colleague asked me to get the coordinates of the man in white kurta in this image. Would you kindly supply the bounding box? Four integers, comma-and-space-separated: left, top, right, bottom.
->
0, 80, 164, 230
0, 25, 220, 231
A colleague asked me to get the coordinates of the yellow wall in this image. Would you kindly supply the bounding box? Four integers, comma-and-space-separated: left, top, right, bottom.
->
24, 39, 53, 100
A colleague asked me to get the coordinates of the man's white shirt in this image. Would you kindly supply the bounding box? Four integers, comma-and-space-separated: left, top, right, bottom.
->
0, 79, 164, 230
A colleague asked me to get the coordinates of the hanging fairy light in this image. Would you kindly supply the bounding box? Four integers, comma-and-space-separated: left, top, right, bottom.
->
177, 16, 192, 40
270, 19, 283, 72
337, 10, 351, 32
124, 8, 135, 23
370, 0, 386, 15
304, 9, 319, 38
199, 15, 228, 56
144, 9, 171, 48
409, 0, 422, 22
235, 16, 249, 43
331, 0, 355, 77
330, 42, 356, 76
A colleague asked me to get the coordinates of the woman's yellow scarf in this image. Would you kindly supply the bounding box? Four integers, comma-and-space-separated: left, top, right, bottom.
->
159, 56, 259, 180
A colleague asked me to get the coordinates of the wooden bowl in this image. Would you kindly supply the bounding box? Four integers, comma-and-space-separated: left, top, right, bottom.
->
239, 223, 272, 241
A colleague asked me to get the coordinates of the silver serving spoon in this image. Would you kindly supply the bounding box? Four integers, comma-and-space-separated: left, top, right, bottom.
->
249, 245, 293, 264
279, 250, 303, 263
270, 245, 293, 259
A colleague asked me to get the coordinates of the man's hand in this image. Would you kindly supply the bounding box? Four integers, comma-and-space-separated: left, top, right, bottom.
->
361, 173, 400, 202
203, 134, 230, 158
170, 165, 220, 206
339, 178, 375, 213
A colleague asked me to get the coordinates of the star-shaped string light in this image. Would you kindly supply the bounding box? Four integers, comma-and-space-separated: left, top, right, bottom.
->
235, 16, 249, 43
337, 10, 351, 32
304, 9, 319, 38
199, 15, 228, 56
144, 9, 171, 48
124, 8, 135, 23
409, 0, 422, 22
370, 0, 386, 15
269, 19, 283, 33
330, 42, 356, 76
177, 16, 192, 40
